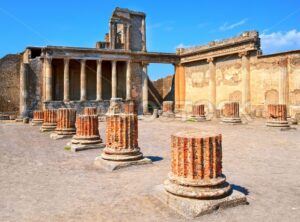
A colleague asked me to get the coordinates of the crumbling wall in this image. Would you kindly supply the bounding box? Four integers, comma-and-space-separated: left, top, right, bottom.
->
0, 54, 21, 113
26, 58, 43, 116
152, 75, 174, 100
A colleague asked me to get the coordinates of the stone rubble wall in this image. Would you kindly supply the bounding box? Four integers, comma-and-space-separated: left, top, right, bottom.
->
0, 54, 21, 113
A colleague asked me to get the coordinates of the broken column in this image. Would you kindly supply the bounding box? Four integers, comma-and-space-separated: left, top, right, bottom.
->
31, 110, 44, 126
40, 109, 57, 132
94, 98, 151, 171
50, 108, 76, 139
67, 114, 104, 152
266, 104, 289, 127
124, 99, 137, 114
84, 107, 97, 115
162, 101, 175, 117
221, 102, 241, 124
155, 131, 247, 218
191, 104, 206, 121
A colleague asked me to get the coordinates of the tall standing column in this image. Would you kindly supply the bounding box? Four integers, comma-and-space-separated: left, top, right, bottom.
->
111, 60, 117, 99
142, 63, 148, 114
96, 59, 102, 101
110, 21, 116, 49
141, 17, 146, 51
125, 24, 130, 50
239, 51, 250, 114
80, 60, 86, 101
63, 58, 70, 102
279, 58, 288, 105
45, 57, 53, 102
20, 63, 28, 117
126, 60, 132, 100
208, 58, 216, 116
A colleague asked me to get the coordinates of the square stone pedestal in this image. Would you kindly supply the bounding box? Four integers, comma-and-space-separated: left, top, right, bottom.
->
66, 142, 105, 152
153, 184, 247, 219
94, 156, 152, 171
50, 133, 74, 140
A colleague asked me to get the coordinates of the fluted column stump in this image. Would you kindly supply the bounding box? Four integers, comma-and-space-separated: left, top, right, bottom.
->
31, 111, 44, 126
221, 102, 242, 124
67, 115, 104, 152
40, 109, 57, 132
162, 101, 175, 118
124, 99, 137, 114
94, 99, 152, 171
154, 131, 247, 219
190, 104, 206, 121
84, 107, 97, 115
266, 104, 289, 127
50, 108, 77, 140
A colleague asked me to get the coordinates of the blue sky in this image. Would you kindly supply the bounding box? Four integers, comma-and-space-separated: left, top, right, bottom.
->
1, 0, 300, 80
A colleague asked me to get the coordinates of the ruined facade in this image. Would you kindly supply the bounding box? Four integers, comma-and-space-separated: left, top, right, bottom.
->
175, 31, 300, 118
18, 8, 179, 117
0, 8, 299, 119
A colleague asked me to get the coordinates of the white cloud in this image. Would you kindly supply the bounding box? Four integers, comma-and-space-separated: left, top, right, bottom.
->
261, 29, 300, 54
175, 43, 191, 49
219, 19, 247, 31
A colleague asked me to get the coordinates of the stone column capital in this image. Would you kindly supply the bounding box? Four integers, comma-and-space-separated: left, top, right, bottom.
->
97, 59, 103, 64
238, 51, 249, 58
45, 57, 53, 63
64, 58, 70, 64
80, 59, 86, 65
142, 62, 149, 67
207, 57, 214, 63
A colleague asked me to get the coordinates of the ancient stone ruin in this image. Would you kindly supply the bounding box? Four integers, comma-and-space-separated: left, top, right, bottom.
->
94, 98, 151, 170
162, 101, 175, 117
124, 99, 137, 114
266, 104, 289, 127
222, 102, 242, 124
67, 114, 104, 152
191, 104, 206, 121
155, 131, 247, 218
50, 108, 77, 139
31, 111, 44, 126
83, 107, 97, 115
40, 109, 57, 132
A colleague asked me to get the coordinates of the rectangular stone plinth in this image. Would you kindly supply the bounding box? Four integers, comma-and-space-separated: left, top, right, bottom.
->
50, 133, 73, 140
153, 184, 247, 219
66, 142, 105, 152
94, 156, 152, 171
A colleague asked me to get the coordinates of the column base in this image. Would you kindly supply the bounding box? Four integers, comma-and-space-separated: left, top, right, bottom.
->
40, 124, 57, 132
288, 118, 298, 125
221, 117, 242, 124
188, 116, 206, 122
162, 112, 175, 118
50, 132, 74, 140
266, 120, 290, 127
94, 156, 152, 171
31, 120, 43, 126
0, 114, 10, 120
66, 141, 105, 152
153, 184, 247, 219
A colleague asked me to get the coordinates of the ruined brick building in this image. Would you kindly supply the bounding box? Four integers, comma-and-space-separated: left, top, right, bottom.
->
0, 7, 299, 119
